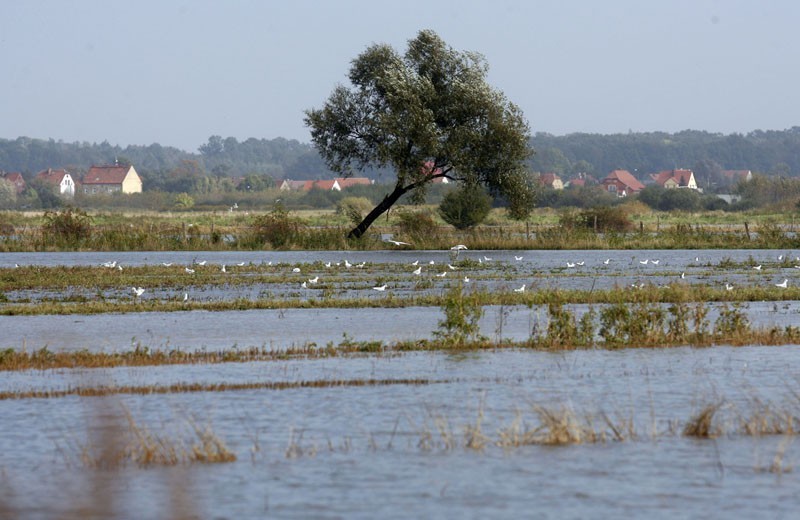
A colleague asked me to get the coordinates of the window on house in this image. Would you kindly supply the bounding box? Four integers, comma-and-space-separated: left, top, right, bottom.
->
608, 185, 617, 192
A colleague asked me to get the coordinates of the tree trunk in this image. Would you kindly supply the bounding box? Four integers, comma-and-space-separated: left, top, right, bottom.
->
348, 183, 414, 239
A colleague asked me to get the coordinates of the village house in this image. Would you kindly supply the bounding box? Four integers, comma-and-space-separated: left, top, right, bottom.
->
600, 169, 645, 196
0, 172, 26, 194
421, 161, 450, 184
82, 164, 142, 195
650, 169, 698, 190
279, 177, 373, 191
537, 172, 564, 190
721, 170, 753, 183
34, 168, 76, 197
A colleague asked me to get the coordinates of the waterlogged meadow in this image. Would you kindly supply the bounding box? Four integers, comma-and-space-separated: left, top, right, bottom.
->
3, 248, 800, 517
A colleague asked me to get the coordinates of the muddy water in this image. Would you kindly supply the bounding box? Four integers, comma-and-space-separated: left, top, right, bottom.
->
1, 347, 799, 517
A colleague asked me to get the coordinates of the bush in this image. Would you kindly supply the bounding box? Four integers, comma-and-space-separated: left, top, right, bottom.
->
559, 206, 632, 232
396, 209, 440, 244
336, 196, 374, 225
250, 202, 301, 248
42, 207, 92, 245
438, 184, 492, 229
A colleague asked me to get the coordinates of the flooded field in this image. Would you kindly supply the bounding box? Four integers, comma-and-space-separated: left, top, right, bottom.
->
2, 249, 800, 517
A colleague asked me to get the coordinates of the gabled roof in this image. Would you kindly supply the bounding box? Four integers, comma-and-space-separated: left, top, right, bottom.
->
603, 169, 644, 191
651, 169, 694, 187
83, 165, 133, 185
538, 172, 562, 187
308, 179, 338, 191
336, 177, 372, 189
35, 168, 71, 185
2, 172, 24, 183
721, 169, 752, 180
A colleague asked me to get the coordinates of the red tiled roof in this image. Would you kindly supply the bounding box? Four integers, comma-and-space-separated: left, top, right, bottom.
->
83, 165, 131, 185
538, 172, 561, 186
651, 169, 694, 187
336, 177, 372, 189
35, 168, 71, 185
311, 180, 337, 191
603, 170, 644, 191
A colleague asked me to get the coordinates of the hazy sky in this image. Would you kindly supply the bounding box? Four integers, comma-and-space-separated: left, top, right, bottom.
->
2, 0, 798, 152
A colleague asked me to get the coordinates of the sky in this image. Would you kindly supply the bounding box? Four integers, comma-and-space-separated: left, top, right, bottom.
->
2, 0, 799, 152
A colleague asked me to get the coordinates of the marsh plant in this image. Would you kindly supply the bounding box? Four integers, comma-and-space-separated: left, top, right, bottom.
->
434, 283, 485, 346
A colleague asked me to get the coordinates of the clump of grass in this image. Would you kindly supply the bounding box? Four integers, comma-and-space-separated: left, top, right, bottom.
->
683, 402, 724, 438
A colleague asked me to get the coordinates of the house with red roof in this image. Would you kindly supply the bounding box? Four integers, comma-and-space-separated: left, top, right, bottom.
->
537, 172, 564, 190
336, 177, 373, 189
82, 165, 142, 195
600, 169, 645, 196
421, 161, 450, 184
1, 172, 26, 194
279, 177, 373, 191
35, 168, 76, 197
650, 169, 698, 190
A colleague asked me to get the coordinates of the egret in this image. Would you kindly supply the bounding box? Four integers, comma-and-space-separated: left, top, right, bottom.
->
448, 264, 457, 270
680, 272, 685, 279
117, 265, 123, 271
429, 260, 435, 265
183, 292, 188, 301
451, 244, 468, 251
373, 284, 387, 291
639, 259, 649, 265
483, 256, 492, 262
514, 284, 526, 293
301, 281, 307, 288
576, 261, 585, 266
411, 260, 419, 266
515, 256, 524, 261
325, 262, 332, 268
309, 276, 319, 284
463, 276, 470, 283
412, 266, 423, 275
237, 262, 246, 267
162, 262, 173, 267
753, 265, 762, 270
386, 239, 410, 246
695, 257, 700, 262
14, 263, 19, 268
344, 260, 352, 268
221, 264, 226, 273
651, 259, 660, 265
132, 287, 145, 297
185, 267, 195, 274
566, 262, 575, 268
725, 283, 734, 291
603, 259, 611, 265
776, 279, 789, 288
436, 271, 447, 277
196, 260, 207, 266
292, 267, 301, 273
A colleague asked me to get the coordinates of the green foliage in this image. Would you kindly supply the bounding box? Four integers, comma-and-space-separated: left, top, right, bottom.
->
434, 284, 485, 346
250, 201, 301, 248
336, 197, 374, 226
559, 206, 632, 232
396, 210, 439, 244
173, 192, 195, 209
305, 29, 533, 237
42, 207, 92, 245
236, 173, 275, 192
0, 179, 16, 209
714, 303, 750, 338
438, 185, 492, 229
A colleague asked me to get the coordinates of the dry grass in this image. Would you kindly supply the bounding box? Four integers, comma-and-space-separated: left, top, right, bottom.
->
683, 402, 725, 438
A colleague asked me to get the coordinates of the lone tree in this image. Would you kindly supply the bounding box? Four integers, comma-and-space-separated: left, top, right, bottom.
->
305, 29, 535, 239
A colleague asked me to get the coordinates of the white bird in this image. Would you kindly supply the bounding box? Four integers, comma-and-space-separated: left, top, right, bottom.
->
221, 264, 226, 273
183, 292, 188, 301
680, 272, 685, 279
301, 281, 307, 288
651, 259, 660, 265
309, 276, 319, 284
196, 260, 207, 266
463, 276, 470, 283
753, 265, 762, 270
776, 279, 789, 288
725, 283, 734, 291
448, 264, 457, 270
162, 262, 173, 267
603, 259, 611, 265
411, 260, 419, 266
514, 284, 526, 293
412, 266, 422, 275
185, 267, 195, 274
117, 265, 123, 271
372, 284, 387, 291
292, 267, 301, 273
779, 255, 784, 261
102, 261, 116, 268
344, 260, 352, 268
639, 259, 649, 265
325, 262, 332, 268
483, 256, 492, 262
576, 261, 585, 266
515, 256, 524, 261
14, 263, 19, 268
566, 262, 575, 268
695, 257, 700, 262
356, 262, 366, 268
237, 262, 246, 267
132, 287, 145, 297
451, 244, 468, 250
429, 260, 435, 265
436, 271, 447, 277
386, 239, 410, 246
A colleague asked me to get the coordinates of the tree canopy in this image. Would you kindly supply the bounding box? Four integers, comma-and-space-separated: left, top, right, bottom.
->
305, 29, 535, 238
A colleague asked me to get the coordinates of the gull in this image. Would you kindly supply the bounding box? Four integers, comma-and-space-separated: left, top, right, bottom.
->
325, 262, 332, 268
356, 262, 366, 268
344, 260, 352, 268
14, 263, 19, 268
183, 292, 188, 302
436, 271, 447, 277
185, 267, 195, 274
292, 267, 301, 273
779, 255, 784, 261
196, 260, 207, 266
451, 244, 468, 250
221, 264, 226, 273
725, 283, 734, 291
308, 276, 319, 284
776, 279, 789, 289
386, 239, 410, 246
514, 284, 526, 293
651, 259, 660, 265
680, 272, 685, 279
372, 284, 387, 291
448, 264, 457, 270
117, 265, 123, 271
102, 261, 117, 268
267, 261, 273, 266
483, 256, 492, 262
301, 281, 307, 288
162, 262, 173, 267
237, 262, 246, 267
411, 260, 419, 266
515, 256, 524, 261
429, 260, 435, 265
603, 259, 611, 265
131, 287, 145, 297
412, 266, 423, 275
753, 265, 762, 271
576, 261, 585, 266
639, 259, 649, 265
566, 262, 575, 268
463, 276, 470, 283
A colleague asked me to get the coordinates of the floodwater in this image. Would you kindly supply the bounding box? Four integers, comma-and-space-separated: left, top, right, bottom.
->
2, 249, 800, 518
